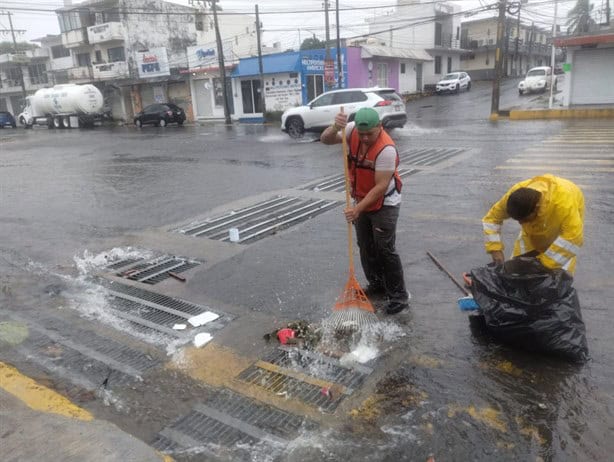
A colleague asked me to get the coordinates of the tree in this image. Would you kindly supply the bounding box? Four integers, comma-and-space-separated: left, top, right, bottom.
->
0, 41, 39, 54
566, 0, 597, 35
300, 36, 325, 50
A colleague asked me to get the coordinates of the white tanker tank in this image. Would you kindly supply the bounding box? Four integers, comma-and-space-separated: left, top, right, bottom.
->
19, 84, 105, 129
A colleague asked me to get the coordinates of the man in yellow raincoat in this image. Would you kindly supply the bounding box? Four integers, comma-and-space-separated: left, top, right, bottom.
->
482, 174, 584, 274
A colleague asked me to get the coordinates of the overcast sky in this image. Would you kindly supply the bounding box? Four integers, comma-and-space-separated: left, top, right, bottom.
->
1, 0, 584, 48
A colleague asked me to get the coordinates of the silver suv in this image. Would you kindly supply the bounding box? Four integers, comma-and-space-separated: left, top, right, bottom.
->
281, 87, 407, 138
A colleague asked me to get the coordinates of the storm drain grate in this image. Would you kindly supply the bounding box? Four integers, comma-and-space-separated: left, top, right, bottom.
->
399, 147, 466, 166
300, 167, 420, 193
263, 346, 372, 390
176, 195, 340, 244
2, 310, 158, 380
237, 360, 346, 413
152, 389, 314, 455
115, 256, 200, 284
106, 257, 144, 270
98, 280, 231, 343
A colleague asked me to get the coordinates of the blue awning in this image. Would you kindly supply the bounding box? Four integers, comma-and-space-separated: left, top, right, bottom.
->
231, 52, 301, 78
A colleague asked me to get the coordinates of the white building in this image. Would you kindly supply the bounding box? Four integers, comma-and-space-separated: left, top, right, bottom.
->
366, 0, 467, 88
0, 48, 50, 115
185, 12, 280, 120
51, 0, 208, 121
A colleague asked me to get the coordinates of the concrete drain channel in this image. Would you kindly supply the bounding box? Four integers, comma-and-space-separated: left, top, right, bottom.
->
300, 147, 467, 192
152, 347, 371, 457
99, 280, 232, 346
107, 256, 200, 285
175, 195, 340, 244
152, 388, 317, 456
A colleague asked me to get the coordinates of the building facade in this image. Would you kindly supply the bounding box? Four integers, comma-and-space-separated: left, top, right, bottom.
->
460, 17, 552, 79
50, 0, 209, 121
366, 0, 467, 89
0, 48, 50, 115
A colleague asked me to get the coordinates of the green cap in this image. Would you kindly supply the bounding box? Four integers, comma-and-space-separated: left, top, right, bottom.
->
354, 107, 380, 131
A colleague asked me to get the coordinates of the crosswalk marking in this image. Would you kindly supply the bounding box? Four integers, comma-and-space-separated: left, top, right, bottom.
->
506, 159, 614, 164
496, 165, 614, 172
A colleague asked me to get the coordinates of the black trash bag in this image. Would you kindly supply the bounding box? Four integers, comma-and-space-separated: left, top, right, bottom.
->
470, 257, 589, 362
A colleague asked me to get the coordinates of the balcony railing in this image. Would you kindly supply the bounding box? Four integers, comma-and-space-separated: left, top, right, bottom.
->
67, 66, 93, 81
461, 37, 551, 55
433, 33, 462, 49
92, 61, 129, 79
87, 22, 125, 44
61, 28, 88, 48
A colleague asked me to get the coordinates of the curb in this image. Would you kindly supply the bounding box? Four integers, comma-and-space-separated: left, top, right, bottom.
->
507, 108, 614, 120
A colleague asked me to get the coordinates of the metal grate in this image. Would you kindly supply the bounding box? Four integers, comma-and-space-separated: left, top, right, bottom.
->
399, 147, 466, 166
152, 389, 314, 455
263, 347, 372, 390
106, 257, 143, 270
176, 195, 340, 244
99, 280, 231, 344
115, 256, 200, 284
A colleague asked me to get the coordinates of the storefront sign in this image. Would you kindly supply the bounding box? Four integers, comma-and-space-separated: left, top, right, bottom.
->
263, 73, 302, 111
187, 41, 233, 70
136, 47, 170, 78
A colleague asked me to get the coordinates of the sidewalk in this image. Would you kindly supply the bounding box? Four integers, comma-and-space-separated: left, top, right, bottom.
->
0, 362, 170, 462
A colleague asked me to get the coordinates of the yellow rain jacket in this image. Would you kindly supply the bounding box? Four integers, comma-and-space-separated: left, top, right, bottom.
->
482, 174, 584, 274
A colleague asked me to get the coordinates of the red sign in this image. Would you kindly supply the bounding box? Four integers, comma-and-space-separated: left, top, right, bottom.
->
324, 59, 335, 85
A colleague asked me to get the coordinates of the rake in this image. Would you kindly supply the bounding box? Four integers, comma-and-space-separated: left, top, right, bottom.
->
323, 109, 378, 333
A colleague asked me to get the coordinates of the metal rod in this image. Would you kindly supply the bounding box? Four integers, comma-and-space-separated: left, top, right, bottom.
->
426, 251, 470, 296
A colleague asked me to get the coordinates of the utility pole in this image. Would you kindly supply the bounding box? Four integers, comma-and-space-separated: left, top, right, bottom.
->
1, 11, 28, 104
335, 0, 342, 88
548, 0, 558, 109
255, 4, 266, 119
490, 0, 507, 120
324, 0, 331, 91
527, 22, 534, 71
210, 0, 231, 124
515, 3, 521, 76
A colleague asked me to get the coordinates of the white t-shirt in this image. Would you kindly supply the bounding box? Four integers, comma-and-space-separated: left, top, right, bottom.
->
345, 122, 401, 206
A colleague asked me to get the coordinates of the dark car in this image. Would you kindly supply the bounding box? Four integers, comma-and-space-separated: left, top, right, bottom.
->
0, 111, 17, 128
134, 103, 186, 127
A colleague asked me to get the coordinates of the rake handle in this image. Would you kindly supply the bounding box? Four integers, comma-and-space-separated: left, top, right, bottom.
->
426, 251, 470, 296
340, 106, 355, 273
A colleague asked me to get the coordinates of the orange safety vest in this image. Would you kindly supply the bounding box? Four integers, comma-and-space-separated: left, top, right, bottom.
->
348, 127, 402, 212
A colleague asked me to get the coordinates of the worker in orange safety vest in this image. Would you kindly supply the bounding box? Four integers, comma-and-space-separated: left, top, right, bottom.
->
482, 174, 585, 274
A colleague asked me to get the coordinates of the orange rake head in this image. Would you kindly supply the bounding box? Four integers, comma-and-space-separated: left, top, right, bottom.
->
333, 270, 375, 313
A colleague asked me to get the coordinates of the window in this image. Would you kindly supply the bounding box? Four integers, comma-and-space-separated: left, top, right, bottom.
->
434, 56, 442, 74
213, 77, 224, 107
94, 50, 103, 63
103, 9, 120, 23
240, 79, 262, 114
7, 67, 21, 87
333, 91, 367, 105
400, 63, 406, 74
306, 74, 324, 101
195, 14, 204, 31
376, 63, 388, 87
51, 45, 70, 59
76, 52, 91, 67
28, 63, 48, 85
311, 92, 334, 107
435, 23, 443, 46
447, 57, 452, 73
107, 47, 125, 62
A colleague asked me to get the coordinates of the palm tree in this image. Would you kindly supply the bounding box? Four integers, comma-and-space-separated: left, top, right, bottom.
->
566, 0, 597, 35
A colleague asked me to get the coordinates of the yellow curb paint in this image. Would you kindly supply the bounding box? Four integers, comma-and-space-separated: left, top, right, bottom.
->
0, 362, 93, 421
509, 108, 614, 120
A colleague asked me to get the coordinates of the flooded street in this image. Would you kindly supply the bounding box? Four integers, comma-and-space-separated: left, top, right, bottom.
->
1, 84, 613, 461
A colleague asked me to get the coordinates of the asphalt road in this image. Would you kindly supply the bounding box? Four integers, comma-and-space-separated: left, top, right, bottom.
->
1, 80, 612, 461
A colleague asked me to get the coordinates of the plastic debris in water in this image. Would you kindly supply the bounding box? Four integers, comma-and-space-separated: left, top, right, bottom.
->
188, 311, 219, 327
320, 387, 333, 400
173, 323, 187, 330
193, 332, 213, 348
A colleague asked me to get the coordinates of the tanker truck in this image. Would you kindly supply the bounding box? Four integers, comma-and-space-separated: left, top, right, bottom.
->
18, 84, 104, 129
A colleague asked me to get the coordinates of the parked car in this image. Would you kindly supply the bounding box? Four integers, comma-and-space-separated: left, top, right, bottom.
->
0, 111, 17, 128
518, 66, 557, 95
134, 103, 186, 127
281, 87, 407, 139
435, 72, 472, 94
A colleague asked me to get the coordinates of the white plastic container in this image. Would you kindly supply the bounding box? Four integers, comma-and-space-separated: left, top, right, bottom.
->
229, 227, 240, 242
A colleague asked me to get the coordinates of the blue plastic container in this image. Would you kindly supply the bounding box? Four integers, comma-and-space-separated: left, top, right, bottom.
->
457, 296, 479, 311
